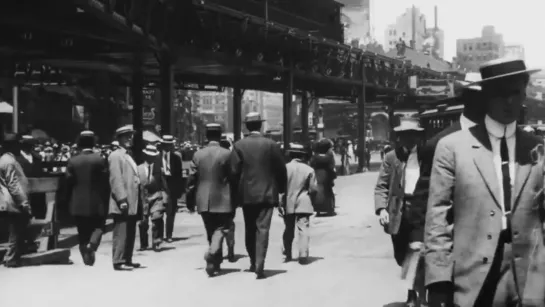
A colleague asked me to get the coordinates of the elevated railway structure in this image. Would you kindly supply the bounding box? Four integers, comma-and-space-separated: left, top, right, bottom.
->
0, 0, 445, 170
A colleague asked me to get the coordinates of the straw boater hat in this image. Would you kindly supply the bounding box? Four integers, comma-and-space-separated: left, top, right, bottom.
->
80, 130, 95, 137
20, 135, 34, 144
142, 144, 160, 156
111, 141, 119, 147
115, 125, 134, 137
469, 58, 541, 86
205, 123, 222, 131
161, 135, 175, 144
244, 112, 265, 123
393, 118, 424, 133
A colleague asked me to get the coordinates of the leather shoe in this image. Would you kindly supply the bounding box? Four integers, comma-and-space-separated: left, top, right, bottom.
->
248, 264, 256, 272
113, 264, 132, 271
125, 262, 141, 268
255, 271, 266, 280
406, 290, 418, 307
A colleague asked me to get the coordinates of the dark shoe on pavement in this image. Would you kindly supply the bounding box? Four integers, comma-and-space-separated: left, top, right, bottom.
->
4, 261, 21, 268
165, 238, 173, 243
298, 257, 309, 265
125, 262, 141, 268
204, 253, 216, 277
406, 290, 418, 307
137, 246, 148, 252
113, 264, 132, 271
86, 244, 96, 266
227, 250, 236, 263
248, 264, 256, 272
255, 271, 266, 280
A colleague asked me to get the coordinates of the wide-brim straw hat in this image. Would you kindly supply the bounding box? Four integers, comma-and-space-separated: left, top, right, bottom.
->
161, 135, 175, 144
142, 144, 160, 156
393, 118, 424, 132
468, 58, 541, 86
115, 125, 134, 137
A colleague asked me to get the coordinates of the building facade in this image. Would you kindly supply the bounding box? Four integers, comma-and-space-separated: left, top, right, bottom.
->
340, 0, 372, 45
383, 7, 427, 51
456, 26, 504, 72
504, 44, 525, 61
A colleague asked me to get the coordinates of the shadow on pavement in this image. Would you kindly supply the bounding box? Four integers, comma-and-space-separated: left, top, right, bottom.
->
300, 256, 323, 265
215, 268, 241, 277
154, 246, 176, 252
170, 234, 203, 242
383, 302, 405, 307
224, 254, 246, 262
58, 222, 115, 250
261, 269, 287, 279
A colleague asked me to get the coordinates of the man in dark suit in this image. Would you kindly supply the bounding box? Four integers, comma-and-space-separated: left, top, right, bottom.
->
219, 135, 236, 263
374, 118, 425, 306
189, 123, 235, 277
230, 112, 287, 279
159, 135, 183, 242
108, 125, 142, 271
16, 135, 46, 220
65, 130, 109, 266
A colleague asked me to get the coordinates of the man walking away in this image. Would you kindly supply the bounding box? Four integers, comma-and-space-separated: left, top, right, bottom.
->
137, 145, 165, 251
189, 123, 235, 277
230, 112, 287, 279
65, 130, 109, 266
108, 125, 142, 271
281, 144, 317, 265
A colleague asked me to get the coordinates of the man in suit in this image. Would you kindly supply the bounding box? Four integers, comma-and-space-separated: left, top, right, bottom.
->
189, 123, 235, 277
230, 112, 287, 279
425, 59, 545, 307
159, 135, 183, 242
108, 125, 142, 271
137, 144, 165, 251
219, 135, 236, 263
280, 144, 317, 265
65, 130, 109, 266
0, 133, 32, 268
408, 78, 487, 258
374, 118, 425, 306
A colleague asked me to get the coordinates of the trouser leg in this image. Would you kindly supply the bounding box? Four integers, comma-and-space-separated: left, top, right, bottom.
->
4, 214, 30, 266
296, 214, 310, 259
282, 214, 296, 258
138, 217, 149, 249
254, 206, 274, 273
165, 193, 176, 239
88, 217, 105, 251
242, 207, 258, 266
151, 217, 164, 245
125, 217, 137, 263
112, 216, 128, 265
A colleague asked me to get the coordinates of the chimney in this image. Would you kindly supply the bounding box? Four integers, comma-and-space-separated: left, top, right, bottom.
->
434, 6, 438, 30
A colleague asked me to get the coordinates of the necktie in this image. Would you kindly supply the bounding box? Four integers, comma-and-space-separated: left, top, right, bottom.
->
148, 163, 152, 182
500, 136, 512, 242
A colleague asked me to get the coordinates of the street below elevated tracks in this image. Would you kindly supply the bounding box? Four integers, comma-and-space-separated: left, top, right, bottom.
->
0, 165, 410, 307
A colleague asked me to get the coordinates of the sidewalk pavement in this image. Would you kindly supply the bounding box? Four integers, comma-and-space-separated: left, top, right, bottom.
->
0, 171, 407, 307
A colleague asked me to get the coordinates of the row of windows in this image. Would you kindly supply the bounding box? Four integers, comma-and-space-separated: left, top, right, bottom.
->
462, 41, 499, 52
460, 53, 499, 62
388, 29, 407, 37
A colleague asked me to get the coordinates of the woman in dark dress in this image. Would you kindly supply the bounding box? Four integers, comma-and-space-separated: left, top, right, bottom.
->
310, 139, 336, 216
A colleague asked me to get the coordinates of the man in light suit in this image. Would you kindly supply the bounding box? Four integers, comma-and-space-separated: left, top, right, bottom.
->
189, 123, 235, 277
374, 118, 425, 306
137, 145, 165, 251
425, 59, 545, 307
280, 144, 317, 265
230, 112, 287, 279
108, 125, 142, 271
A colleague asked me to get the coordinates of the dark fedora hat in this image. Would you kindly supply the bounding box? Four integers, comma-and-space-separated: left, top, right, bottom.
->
470, 58, 541, 85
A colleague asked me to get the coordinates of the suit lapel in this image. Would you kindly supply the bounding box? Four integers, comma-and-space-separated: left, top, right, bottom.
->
512, 129, 537, 212
470, 125, 502, 208
123, 153, 138, 175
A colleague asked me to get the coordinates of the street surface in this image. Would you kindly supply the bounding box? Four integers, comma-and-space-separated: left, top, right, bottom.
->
0, 158, 409, 307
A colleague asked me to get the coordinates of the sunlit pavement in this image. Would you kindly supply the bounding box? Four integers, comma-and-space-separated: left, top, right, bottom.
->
0, 166, 408, 307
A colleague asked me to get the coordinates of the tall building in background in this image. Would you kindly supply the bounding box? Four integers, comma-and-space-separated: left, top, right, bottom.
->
504, 44, 525, 60
456, 25, 504, 72
383, 6, 445, 60
383, 7, 427, 51
340, 0, 372, 44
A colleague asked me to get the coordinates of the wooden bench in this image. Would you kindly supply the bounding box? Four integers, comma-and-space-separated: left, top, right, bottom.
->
0, 177, 71, 266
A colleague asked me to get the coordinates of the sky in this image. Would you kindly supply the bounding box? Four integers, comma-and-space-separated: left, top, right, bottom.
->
372, 0, 544, 68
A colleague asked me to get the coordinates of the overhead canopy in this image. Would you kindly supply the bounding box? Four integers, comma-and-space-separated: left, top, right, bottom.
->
0, 101, 13, 114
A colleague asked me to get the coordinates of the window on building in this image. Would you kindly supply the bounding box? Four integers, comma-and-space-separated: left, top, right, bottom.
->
469, 45, 473, 51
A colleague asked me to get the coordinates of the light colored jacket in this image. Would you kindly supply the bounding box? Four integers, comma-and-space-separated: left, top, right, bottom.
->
108, 148, 141, 216
0, 153, 29, 213
282, 159, 317, 214
425, 125, 545, 307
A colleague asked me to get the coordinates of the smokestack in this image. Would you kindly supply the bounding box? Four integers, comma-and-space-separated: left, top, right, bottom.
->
434, 6, 438, 30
